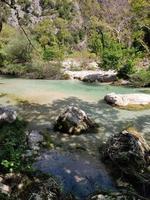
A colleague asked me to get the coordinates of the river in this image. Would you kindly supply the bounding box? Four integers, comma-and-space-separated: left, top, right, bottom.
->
0, 77, 150, 199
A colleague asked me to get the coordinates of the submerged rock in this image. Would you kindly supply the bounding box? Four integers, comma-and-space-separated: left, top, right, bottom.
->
54, 106, 96, 134
0, 107, 17, 124
104, 93, 150, 107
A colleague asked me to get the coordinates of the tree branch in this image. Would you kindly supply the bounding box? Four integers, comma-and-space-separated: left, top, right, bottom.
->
1, 0, 39, 53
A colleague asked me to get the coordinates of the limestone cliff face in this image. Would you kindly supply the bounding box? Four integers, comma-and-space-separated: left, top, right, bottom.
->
7, 0, 43, 27
6, 0, 81, 27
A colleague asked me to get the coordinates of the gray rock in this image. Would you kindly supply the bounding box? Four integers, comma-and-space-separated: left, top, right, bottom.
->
103, 129, 150, 174
82, 74, 116, 83
0, 107, 17, 124
64, 70, 117, 82
28, 130, 44, 150
104, 93, 150, 107
54, 106, 96, 134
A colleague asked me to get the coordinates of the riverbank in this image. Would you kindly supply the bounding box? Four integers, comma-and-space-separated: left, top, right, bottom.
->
0, 78, 150, 199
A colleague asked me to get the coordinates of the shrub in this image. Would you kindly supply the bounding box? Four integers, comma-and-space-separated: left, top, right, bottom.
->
30, 58, 64, 79
88, 30, 103, 56
5, 34, 32, 63
130, 69, 150, 87
0, 63, 30, 76
0, 119, 30, 173
102, 38, 124, 70
43, 45, 64, 61
118, 60, 137, 79
0, 49, 6, 67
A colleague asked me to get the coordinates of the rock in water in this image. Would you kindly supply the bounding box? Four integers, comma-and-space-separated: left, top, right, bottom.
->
104, 93, 150, 107
103, 129, 150, 197
103, 129, 150, 174
82, 73, 116, 83
54, 106, 96, 134
0, 107, 17, 124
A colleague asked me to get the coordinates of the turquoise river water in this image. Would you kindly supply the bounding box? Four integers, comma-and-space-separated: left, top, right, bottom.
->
0, 77, 150, 199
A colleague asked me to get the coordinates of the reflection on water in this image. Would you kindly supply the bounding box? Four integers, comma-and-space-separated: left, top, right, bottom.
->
34, 150, 116, 199
0, 78, 149, 142
0, 78, 150, 197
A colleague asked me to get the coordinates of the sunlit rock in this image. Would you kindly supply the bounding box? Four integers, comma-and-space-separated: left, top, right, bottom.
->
82, 73, 116, 83
54, 106, 97, 134
104, 93, 150, 107
64, 70, 117, 82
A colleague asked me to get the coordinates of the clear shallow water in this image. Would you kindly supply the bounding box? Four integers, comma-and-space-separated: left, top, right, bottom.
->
0, 78, 149, 141
34, 150, 116, 199
0, 77, 150, 198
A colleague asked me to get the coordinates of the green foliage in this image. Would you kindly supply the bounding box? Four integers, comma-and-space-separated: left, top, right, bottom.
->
89, 30, 103, 56
100, 34, 125, 70
130, 0, 150, 52
5, 34, 32, 63
118, 60, 137, 79
0, 64, 30, 76
130, 69, 150, 87
33, 18, 55, 46
0, 119, 30, 173
0, 24, 16, 45
55, 0, 74, 20
30, 58, 64, 79
43, 45, 64, 61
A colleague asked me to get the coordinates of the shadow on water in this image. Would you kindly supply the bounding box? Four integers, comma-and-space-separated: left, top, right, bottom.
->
2, 96, 149, 199
17, 97, 150, 140
34, 150, 116, 200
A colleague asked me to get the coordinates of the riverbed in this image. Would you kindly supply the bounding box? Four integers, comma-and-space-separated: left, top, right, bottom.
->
0, 77, 150, 199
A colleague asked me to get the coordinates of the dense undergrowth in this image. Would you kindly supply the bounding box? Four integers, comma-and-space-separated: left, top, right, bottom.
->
0, 119, 31, 173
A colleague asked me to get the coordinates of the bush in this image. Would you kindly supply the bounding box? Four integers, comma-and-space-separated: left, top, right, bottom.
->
5, 34, 32, 63
118, 60, 137, 79
0, 63, 30, 76
130, 69, 150, 87
29, 58, 64, 79
43, 45, 64, 61
0, 119, 29, 173
102, 39, 124, 70
88, 30, 103, 56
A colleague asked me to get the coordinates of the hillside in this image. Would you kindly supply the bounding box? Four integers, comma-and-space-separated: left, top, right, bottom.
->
0, 0, 150, 85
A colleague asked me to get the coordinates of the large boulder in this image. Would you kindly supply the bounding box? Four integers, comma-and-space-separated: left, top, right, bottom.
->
103, 129, 150, 197
82, 73, 116, 83
64, 70, 117, 82
103, 129, 150, 174
0, 107, 17, 124
104, 93, 150, 107
54, 106, 96, 134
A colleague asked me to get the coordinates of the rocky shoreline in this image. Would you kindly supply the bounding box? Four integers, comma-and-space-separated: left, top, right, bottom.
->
0, 104, 150, 199
64, 70, 117, 83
